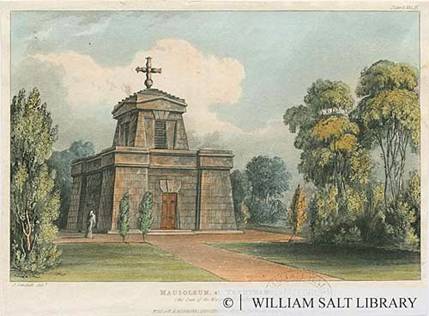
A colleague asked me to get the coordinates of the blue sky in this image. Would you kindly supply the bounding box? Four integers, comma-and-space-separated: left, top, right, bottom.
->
11, 10, 420, 191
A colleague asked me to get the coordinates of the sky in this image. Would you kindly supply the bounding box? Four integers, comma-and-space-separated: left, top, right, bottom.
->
11, 10, 420, 191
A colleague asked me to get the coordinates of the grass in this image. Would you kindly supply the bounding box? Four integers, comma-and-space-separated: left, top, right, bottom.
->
214, 242, 420, 281
11, 243, 221, 282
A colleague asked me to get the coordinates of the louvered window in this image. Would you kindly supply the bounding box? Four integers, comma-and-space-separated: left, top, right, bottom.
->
154, 120, 167, 149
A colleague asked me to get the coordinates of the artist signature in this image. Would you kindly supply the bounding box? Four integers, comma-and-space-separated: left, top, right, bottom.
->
11, 282, 47, 287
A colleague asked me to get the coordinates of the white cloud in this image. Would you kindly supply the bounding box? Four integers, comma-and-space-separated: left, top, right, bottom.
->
32, 38, 245, 133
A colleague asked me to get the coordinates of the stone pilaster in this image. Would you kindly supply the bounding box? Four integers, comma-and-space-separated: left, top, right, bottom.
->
197, 149, 237, 230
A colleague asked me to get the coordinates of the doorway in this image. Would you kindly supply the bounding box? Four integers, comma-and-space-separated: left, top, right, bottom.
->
161, 193, 177, 229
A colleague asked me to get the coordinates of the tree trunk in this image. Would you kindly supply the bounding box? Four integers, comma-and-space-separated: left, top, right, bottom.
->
25, 233, 32, 253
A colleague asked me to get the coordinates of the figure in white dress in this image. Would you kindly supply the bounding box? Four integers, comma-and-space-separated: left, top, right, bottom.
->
85, 210, 96, 239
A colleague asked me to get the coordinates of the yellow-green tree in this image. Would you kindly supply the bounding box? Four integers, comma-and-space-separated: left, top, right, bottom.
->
354, 60, 419, 205
284, 79, 371, 198
11, 88, 61, 276
288, 184, 307, 241
284, 80, 371, 244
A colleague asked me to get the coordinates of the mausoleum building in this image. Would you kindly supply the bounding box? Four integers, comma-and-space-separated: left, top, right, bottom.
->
66, 57, 237, 232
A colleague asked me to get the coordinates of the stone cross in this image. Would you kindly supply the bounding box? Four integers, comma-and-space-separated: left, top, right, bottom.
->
135, 57, 162, 89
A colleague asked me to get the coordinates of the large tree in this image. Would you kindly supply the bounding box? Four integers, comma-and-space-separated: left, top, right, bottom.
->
10, 88, 61, 275
353, 60, 420, 204
48, 140, 95, 229
284, 80, 374, 244
245, 156, 290, 223
284, 79, 370, 197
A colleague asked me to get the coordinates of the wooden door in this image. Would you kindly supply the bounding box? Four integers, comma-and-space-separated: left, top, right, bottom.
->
161, 193, 177, 229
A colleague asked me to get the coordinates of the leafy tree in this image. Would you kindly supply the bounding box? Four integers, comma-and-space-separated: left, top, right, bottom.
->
354, 60, 419, 204
138, 191, 153, 242
230, 170, 250, 227
285, 80, 375, 245
69, 140, 95, 158
246, 156, 290, 202
404, 171, 420, 240
352, 183, 386, 244
383, 171, 420, 249
245, 156, 290, 223
10, 88, 61, 276
118, 192, 130, 242
48, 140, 95, 229
288, 184, 307, 242
284, 79, 370, 197
309, 185, 361, 244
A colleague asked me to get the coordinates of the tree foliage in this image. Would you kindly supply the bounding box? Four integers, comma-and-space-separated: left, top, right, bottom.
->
138, 191, 153, 242
284, 79, 371, 201
245, 156, 290, 223
353, 60, 419, 204
246, 156, 290, 201
48, 140, 95, 229
10, 88, 61, 276
288, 184, 307, 240
285, 61, 420, 248
118, 192, 130, 242
404, 171, 420, 239
383, 171, 420, 249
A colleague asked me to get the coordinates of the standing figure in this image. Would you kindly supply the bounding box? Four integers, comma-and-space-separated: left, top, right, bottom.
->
85, 210, 96, 238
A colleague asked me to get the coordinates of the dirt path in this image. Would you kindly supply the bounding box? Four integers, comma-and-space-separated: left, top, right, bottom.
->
56, 230, 337, 282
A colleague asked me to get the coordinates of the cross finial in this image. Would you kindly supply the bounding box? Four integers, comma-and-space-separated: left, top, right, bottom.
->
135, 57, 162, 89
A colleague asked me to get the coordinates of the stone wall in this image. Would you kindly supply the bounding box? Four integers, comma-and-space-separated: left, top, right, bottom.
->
112, 109, 189, 150
199, 169, 236, 230
197, 149, 237, 230
66, 147, 237, 232
66, 175, 82, 231
97, 168, 115, 232
111, 166, 148, 230
148, 168, 198, 230
79, 172, 103, 231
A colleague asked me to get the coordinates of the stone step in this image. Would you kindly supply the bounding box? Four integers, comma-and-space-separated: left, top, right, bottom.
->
148, 230, 194, 235
107, 229, 243, 235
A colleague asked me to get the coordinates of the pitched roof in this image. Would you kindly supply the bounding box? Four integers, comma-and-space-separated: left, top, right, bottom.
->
113, 88, 186, 113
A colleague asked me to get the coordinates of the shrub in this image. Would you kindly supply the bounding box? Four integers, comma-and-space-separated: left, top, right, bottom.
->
138, 192, 153, 242
288, 184, 307, 240
118, 192, 130, 242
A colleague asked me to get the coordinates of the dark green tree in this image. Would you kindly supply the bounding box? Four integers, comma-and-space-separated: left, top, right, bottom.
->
118, 192, 130, 242
48, 140, 95, 229
245, 156, 290, 223
10, 88, 61, 276
138, 191, 153, 242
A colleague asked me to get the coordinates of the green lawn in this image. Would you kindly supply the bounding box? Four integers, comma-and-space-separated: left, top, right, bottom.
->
214, 242, 420, 281
11, 243, 221, 282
